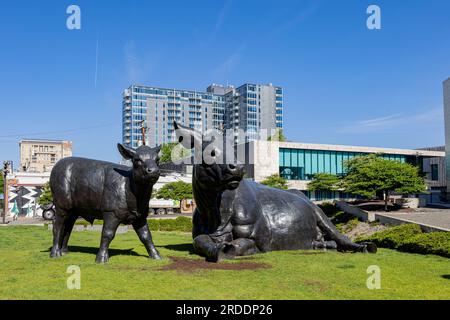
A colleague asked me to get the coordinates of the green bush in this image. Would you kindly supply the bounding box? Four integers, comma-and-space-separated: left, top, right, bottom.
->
330, 210, 355, 225
318, 202, 339, 217
148, 217, 192, 232
357, 224, 422, 249
75, 220, 103, 226
73, 216, 192, 232
398, 232, 450, 258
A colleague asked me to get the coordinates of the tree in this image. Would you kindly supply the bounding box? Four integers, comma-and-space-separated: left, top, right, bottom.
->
155, 181, 193, 201
160, 143, 191, 164
308, 173, 342, 192
38, 182, 53, 206
0, 170, 3, 194
343, 154, 427, 211
260, 174, 288, 190
267, 129, 287, 142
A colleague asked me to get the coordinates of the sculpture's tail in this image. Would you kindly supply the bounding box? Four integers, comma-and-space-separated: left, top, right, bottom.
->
287, 189, 377, 253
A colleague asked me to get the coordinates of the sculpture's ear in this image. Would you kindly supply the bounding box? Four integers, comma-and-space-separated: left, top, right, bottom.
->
174, 121, 202, 149
154, 145, 162, 155
117, 143, 136, 159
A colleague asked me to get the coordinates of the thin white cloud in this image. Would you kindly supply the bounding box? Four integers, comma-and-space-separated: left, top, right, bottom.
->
338, 108, 443, 133
94, 35, 99, 87
357, 113, 404, 127
124, 40, 140, 82
211, 0, 233, 40
124, 40, 159, 83
268, 1, 321, 39
212, 42, 246, 79
193, 0, 233, 48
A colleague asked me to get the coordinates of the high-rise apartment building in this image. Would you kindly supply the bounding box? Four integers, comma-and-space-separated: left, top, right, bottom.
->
443, 77, 450, 192
19, 139, 73, 173
122, 83, 283, 148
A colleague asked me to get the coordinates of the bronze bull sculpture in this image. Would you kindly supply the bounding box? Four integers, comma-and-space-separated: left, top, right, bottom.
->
49, 144, 162, 263
174, 122, 376, 262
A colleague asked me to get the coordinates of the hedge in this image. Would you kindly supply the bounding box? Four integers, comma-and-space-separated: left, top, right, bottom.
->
398, 232, 450, 258
318, 202, 339, 217
148, 217, 192, 232
73, 216, 192, 232
357, 223, 450, 258
357, 224, 422, 249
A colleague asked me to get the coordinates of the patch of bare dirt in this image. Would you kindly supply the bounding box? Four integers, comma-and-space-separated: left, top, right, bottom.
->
345, 222, 388, 241
303, 279, 328, 293
159, 256, 271, 273
112, 265, 155, 272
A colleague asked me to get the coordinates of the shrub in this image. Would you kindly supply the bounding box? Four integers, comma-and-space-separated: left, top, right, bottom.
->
148, 216, 192, 232
357, 224, 422, 249
330, 210, 355, 225
318, 202, 339, 217
398, 232, 450, 258
75, 219, 103, 226
260, 174, 288, 190
73, 216, 192, 232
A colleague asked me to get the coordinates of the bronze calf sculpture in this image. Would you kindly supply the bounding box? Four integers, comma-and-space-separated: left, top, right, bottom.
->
49, 144, 162, 263
174, 122, 376, 262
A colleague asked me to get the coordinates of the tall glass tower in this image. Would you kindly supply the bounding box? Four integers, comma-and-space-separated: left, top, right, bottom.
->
122, 83, 283, 148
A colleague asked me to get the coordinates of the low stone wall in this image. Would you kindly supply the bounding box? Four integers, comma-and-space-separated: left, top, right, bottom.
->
335, 201, 449, 233
375, 214, 449, 233
335, 201, 376, 222
48, 224, 129, 234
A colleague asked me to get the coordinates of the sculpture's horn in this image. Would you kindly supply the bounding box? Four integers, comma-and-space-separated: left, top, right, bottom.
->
174, 121, 202, 149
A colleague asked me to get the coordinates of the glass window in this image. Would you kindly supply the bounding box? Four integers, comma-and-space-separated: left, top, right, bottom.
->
431, 164, 439, 181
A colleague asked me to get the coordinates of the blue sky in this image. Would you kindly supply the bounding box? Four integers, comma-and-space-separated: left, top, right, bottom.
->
1, 0, 449, 166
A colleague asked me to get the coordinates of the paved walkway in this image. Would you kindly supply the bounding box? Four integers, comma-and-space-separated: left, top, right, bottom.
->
376, 208, 450, 231
0, 217, 46, 226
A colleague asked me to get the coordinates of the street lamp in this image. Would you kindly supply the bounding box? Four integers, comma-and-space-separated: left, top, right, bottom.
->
2, 160, 12, 224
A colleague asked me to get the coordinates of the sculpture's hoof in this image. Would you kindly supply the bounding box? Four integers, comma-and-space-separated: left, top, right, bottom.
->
150, 252, 162, 260
216, 243, 236, 262
361, 242, 377, 254
95, 254, 109, 264
61, 248, 69, 256
50, 248, 62, 258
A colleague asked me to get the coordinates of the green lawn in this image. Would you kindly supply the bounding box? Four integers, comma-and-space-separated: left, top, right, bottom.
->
0, 225, 449, 300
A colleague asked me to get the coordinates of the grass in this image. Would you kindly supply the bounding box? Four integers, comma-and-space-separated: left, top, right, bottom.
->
0, 225, 449, 300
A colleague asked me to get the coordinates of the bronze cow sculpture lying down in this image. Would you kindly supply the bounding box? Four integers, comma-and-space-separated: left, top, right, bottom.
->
49, 143, 162, 263
174, 122, 377, 262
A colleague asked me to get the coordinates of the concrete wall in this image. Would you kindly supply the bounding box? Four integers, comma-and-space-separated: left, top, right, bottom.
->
335, 201, 376, 222
246, 140, 280, 182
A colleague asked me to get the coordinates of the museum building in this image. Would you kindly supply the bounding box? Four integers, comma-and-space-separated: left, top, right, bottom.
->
244, 140, 446, 202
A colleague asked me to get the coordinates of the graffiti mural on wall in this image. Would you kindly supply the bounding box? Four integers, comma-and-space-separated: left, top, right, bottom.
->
8, 186, 44, 217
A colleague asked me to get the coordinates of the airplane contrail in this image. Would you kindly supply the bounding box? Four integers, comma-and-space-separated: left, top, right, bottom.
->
94, 33, 99, 87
